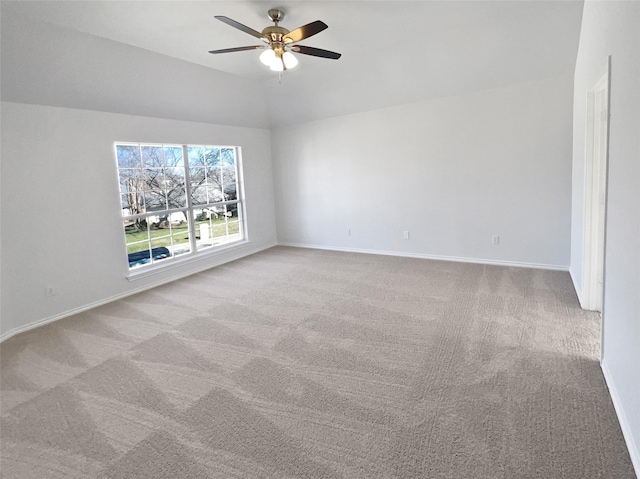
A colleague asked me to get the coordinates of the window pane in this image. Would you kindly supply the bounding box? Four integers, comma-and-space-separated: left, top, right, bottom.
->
187, 147, 204, 166
191, 186, 208, 206
145, 214, 160, 227
149, 239, 172, 265
122, 192, 144, 216
149, 233, 171, 247
209, 203, 242, 247
125, 219, 148, 244
116, 145, 140, 169
128, 249, 151, 269
208, 187, 224, 204
193, 209, 212, 251
227, 202, 240, 219
204, 147, 220, 167
164, 146, 183, 168
143, 168, 164, 189
172, 230, 191, 256
192, 203, 239, 250
166, 166, 186, 183
165, 166, 186, 209
194, 208, 210, 221
213, 220, 241, 240
222, 150, 236, 200
206, 166, 221, 186
144, 191, 167, 211
169, 215, 188, 234
142, 146, 163, 168
118, 169, 141, 193
198, 222, 213, 247
150, 215, 171, 232
223, 170, 236, 192
221, 148, 235, 166
189, 166, 206, 186
223, 182, 237, 201
166, 186, 186, 209
125, 219, 151, 268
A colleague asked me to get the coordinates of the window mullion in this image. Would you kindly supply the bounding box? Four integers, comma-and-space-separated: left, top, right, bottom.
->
182, 145, 198, 254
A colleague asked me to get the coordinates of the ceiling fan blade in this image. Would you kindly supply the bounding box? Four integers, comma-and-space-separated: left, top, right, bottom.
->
208, 45, 265, 54
284, 20, 328, 43
291, 45, 341, 60
215, 16, 264, 39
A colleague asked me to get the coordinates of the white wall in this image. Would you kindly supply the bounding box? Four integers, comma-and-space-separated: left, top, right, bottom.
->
272, 75, 574, 269
0, 8, 277, 339
571, 1, 640, 473
0, 102, 277, 339
0, 10, 270, 129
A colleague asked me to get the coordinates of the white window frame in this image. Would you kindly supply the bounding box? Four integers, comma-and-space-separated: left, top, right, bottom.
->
114, 142, 246, 277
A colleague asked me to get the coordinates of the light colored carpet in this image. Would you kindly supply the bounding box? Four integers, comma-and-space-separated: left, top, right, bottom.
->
0, 246, 635, 478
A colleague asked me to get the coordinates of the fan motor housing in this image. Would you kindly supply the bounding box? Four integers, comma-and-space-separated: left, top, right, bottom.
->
262, 25, 290, 43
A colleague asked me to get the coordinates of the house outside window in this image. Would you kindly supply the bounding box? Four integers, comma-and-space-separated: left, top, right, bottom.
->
115, 143, 244, 270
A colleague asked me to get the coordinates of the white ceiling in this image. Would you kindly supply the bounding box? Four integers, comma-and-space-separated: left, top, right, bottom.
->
1, 1, 584, 125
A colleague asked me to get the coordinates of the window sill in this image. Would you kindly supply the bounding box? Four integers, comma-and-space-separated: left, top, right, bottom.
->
126, 240, 250, 281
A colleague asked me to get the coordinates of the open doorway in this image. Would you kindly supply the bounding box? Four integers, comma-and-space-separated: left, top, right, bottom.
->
582, 60, 610, 314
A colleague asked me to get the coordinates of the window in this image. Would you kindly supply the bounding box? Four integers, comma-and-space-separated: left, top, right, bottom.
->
115, 143, 244, 270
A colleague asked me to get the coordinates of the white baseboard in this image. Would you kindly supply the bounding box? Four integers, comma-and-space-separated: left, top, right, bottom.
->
602, 359, 640, 478
277, 242, 569, 271
0, 242, 277, 343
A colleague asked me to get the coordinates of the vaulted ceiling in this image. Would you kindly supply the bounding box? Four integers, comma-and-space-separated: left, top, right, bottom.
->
1, 1, 584, 127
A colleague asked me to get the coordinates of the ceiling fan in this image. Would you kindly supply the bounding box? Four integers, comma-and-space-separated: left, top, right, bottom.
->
208, 8, 341, 72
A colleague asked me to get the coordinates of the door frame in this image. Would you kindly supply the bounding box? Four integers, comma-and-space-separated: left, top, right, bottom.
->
581, 58, 611, 352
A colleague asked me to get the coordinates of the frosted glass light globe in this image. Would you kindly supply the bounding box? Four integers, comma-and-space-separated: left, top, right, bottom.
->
270, 57, 284, 72
282, 51, 299, 69
259, 49, 276, 66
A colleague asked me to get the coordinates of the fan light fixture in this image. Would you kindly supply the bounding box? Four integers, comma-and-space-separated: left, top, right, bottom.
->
209, 8, 341, 73
259, 47, 298, 71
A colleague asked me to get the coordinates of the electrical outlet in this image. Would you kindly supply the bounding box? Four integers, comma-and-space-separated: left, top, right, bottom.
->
347, 228, 351, 236
403, 231, 410, 240
492, 235, 500, 245
46, 286, 56, 297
